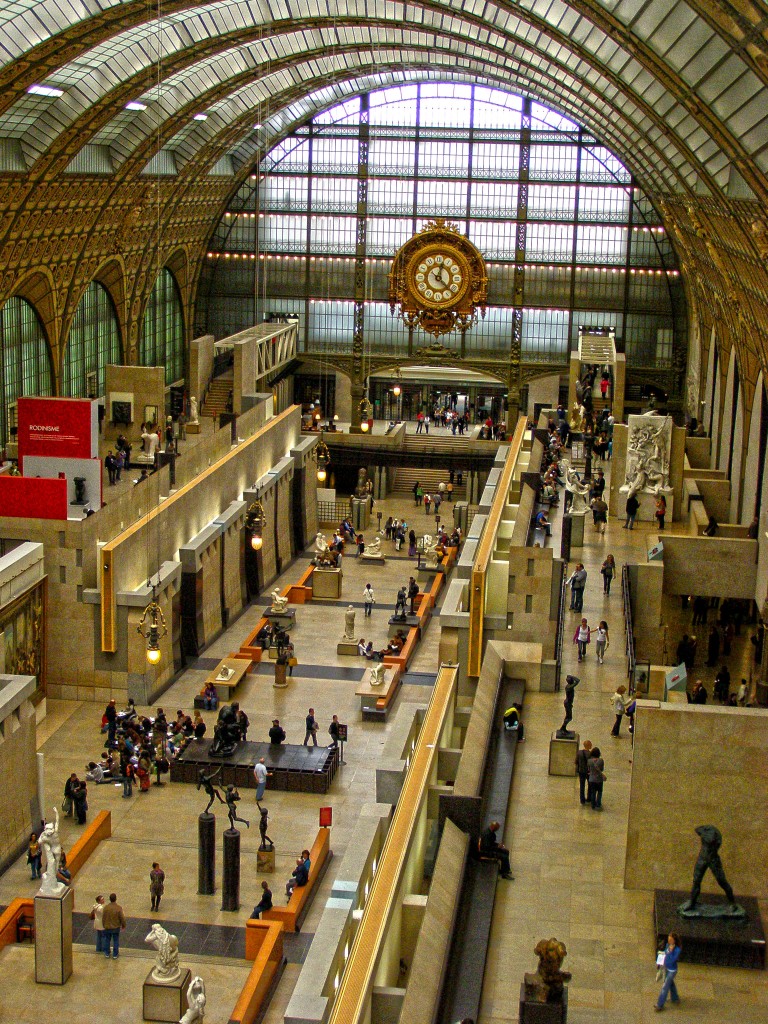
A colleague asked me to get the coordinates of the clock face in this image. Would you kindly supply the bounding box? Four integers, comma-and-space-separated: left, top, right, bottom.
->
407, 248, 469, 308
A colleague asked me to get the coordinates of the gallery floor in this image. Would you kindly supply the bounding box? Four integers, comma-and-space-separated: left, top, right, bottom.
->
0, 466, 766, 1024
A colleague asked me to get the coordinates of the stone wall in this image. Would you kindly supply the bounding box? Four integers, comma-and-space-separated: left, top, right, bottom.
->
0, 675, 38, 873
104, 364, 166, 445
660, 535, 758, 599
625, 700, 768, 900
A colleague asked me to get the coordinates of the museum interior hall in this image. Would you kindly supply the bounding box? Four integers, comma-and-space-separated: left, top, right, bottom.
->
2, 3, 768, 1024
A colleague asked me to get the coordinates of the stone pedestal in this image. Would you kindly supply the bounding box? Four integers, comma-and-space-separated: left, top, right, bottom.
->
265, 608, 296, 630
143, 966, 192, 1022
198, 812, 215, 895
360, 554, 386, 565
388, 614, 419, 633
274, 662, 288, 688
222, 828, 241, 911
519, 983, 568, 1023
337, 639, 359, 656
352, 497, 370, 532
313, 567, 342, 599
565, 513, 585, 546
34, 887, 74, 984
418, 563, 445, 577
548, 731, 579, 776
257, 848, 276, 873
186, 421, 201, 434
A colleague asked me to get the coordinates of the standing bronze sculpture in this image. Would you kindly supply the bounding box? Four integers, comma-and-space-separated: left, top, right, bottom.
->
679, 825, 745, 919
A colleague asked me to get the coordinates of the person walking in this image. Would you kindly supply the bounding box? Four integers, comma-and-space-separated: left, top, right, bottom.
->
90, 894, 105, 952
566, 564, 587, 611
303, 708, 318, 746
610, 685, 628, 735
575, 739, 593, 805
655, 494, 667, 530
573, 618, 593, 662
72, 778, 88, 825
254, 758, 268, 802
587, 746, 605, 810
408, 576, 419, 615
424, 493, 431, 514
654, 933, 682, 1011
412, 481, 421, 505
101, 893, 126, 958
27, 833, 42, 879
122, 758, 136, 798
624, 493, 639, 529
150, 862, 165, 912
594, 621, 609, 664
600, 554, 616, 595
363, 583, 375, 617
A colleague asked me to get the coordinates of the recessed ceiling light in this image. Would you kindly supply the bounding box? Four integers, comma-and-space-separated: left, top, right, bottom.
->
28, 84, 64, 98
193, 113, 208, 121
253, 123, 262, 130
125, 101, 148, 111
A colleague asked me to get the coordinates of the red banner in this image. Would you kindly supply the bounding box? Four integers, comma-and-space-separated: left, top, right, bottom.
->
0, 476, 68, 519
18, 397, 97, 466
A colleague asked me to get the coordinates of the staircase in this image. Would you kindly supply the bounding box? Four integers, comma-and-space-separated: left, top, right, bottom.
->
393, 467, 467, 501
402, 432, 469, 454
202, 371, 234, 420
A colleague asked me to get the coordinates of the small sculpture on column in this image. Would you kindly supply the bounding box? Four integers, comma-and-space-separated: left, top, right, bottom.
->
678, 825, 746, 919
145, 923, 181, 984
344, 605, 356, 640
524, 937, 571, 1003
225, 785, 250, 832
197, 766, 224, 814
269, 590, 289, 613
370, 661, 386, 687
179, 976, 206, 1024
38, 808, 66, 897
556, 675, 580, 738
189, 396, 199, 425
258, 806, 274, 851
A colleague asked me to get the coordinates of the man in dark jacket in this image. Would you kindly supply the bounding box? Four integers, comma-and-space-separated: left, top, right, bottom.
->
269, 719, 286, 744
285, 851, 310, 899
479, 821, 513, 879
104, 699, 117, 747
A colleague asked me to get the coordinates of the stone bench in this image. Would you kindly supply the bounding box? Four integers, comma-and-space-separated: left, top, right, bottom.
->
231, 919, 286, 1024
263, 828, 332, 932
68, 810, 112, 877
361, 664, 403, 721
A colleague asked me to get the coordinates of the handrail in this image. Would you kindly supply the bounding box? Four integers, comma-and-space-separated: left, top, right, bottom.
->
622, 564, 636, 690
468, 416, 527, 677
554, 566, 567, 692
327, 663, 458, 1024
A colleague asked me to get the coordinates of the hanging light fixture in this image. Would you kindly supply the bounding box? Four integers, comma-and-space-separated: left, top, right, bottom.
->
245, 498, 266, 550
392, 368, 402, 397
137, 587, 168, 665
359, 397, 372, 432
314, 437, 331, 482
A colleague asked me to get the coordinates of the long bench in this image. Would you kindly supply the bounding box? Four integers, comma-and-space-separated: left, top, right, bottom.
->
263, 827, 332, 932
0, 898, 34, 951
68, 809, 112, 877
438, 678, 524, 1024
230, 919, 286, 1024
361, 663, 403, 722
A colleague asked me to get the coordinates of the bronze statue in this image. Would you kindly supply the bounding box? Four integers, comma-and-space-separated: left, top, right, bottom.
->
210, 703, 241, 757
556, 675, 580, 737
224, 785, 250, 831
524, 937, 571, 1003
258, 806, 274, 851
354, 467, 370, 499
679, 825, 745, 918
196, 766, 224, 815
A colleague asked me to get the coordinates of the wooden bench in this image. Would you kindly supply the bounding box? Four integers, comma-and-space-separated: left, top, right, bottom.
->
68, 810, 111, 877
230, 919, 286, 1024
0, 898, 34, 953
262, 828, 332, 932
382, 626, 419, 674
287, 564, 315, 603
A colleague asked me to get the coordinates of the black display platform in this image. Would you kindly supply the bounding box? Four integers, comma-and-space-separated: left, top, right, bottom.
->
170, 739, 339, 794
654, 890, 765, 969
519, 984, 567, 1023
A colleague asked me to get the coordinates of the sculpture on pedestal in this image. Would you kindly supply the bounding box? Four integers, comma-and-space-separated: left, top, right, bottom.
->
354, 467, 370, 499
562, 460, 590, 515
621, 415, 672, 501
556, 675, 580, 738
38, 807, 66, 897
145, 923, 181, 983
363, 536, 381, 557
370, 662, 386, 687
210, 704, 242, 758
179, 976, 206, 1024
189, 397, 199, 425
678, 825, 746, 919
258, 806, 274, 851
197, 766, 224, 814
269, 590, 289, 614
524, 937, 571, 1003
424, 539, 442, 569
394, 586, 407, 619
225, 785, 250, 831
344, 605, 356, 640
314, 532, 329, 555
568, 401, 586, 432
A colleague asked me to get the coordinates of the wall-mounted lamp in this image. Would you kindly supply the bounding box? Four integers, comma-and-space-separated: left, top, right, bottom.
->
359, 397, 372, 432
245, 498, 266, 550
315, 438, 331, 483
137, 591, 168, 665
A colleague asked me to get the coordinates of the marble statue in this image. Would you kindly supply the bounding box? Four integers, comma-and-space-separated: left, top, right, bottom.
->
678, 825, 745, 919
524, 938, 571, 1004
314, 532, 329, 555
421, 534, 433, 550
424, 539, 442, 569
354, 467, 370, 499
141, 430, 159, 460
179, 976, 206, 1024
145, 923, 181, 983
362, 536, 382, 557
269, 590, 289, 614
621, 415, 671, 500
38, 807, 66, 897
370, 662, 386, 687
344, 605, 356, 640
562, 460, 590, 515
189, 396, 199, 424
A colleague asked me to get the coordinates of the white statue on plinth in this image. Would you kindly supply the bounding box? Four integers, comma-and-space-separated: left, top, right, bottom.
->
370, 662, 385, 687
180, 976, 206, 1024
363, 536, 381, 557
38, 807, 66, 897
569, 401, 586, 432
314, 532, 329, 555
145, 923, 181, 984
270, 590, 289, 614
621, 415, 671, 500
424, 539, 442, 569
562, 459, 590, 515
344, 605, 356, 640
189, 396, 199, 424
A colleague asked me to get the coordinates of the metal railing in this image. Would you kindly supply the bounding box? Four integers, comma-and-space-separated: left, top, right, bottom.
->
622, 564, 637, 691
317, 499, 352, 524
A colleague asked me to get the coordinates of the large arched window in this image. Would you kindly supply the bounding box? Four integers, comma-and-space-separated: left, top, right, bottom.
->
0, 296, 53, 447
140, 267, 184, 385
63, 280, 121, 397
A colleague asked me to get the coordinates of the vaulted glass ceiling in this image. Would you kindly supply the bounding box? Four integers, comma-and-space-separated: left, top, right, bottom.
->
1, 0, 767, 202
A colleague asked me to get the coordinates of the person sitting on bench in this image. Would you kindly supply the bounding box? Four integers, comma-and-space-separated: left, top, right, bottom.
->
535, 510, 552, 537
285, 849, 311, 900
503, 704, 525, 741
257, 623, 273, 650
479, 821, 514, 880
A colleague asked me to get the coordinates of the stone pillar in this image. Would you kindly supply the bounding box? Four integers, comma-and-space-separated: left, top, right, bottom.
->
350, 385, 364, 434
221, 829, 241, 911
198, 813, 216, 895
35, 888, 74, 984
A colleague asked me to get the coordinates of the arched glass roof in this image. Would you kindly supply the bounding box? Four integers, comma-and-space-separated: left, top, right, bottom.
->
0, 0, 766, 202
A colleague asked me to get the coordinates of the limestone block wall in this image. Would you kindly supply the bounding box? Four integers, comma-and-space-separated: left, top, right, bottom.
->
627, 562, 665, 665
0, 675, 38, 873
660, 535, 757, 598
218, 510, 247, 629
104, 364, 166, 445
505, 545, 557, 645
200, 539, 223, 646
189, 335, 215, 403
625, 701, 768, 899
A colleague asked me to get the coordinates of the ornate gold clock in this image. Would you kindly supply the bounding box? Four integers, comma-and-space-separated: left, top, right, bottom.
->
388, 219, 488, 338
